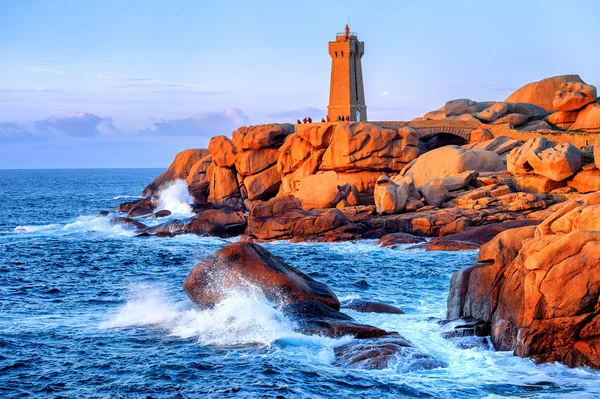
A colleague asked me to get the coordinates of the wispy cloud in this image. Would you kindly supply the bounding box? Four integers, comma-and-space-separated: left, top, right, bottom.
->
113, 77, 220, 93
26, 67, 65, 74
96, 75, 112, 79
35, 112, 116, 137
140, 108, 248, 137
0, 122, 47, 143
380, 91, 391, 97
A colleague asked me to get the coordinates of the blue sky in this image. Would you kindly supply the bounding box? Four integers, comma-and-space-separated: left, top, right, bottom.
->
1, 0, 599, 168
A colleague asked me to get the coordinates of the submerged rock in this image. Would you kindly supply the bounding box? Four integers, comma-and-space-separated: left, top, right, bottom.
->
110, 217, 147, 231
282, 300, 388, 339
334, 335, 445, 370
342, 299, 404, 314
377, 232, 426, 247
183, 241, 340, 310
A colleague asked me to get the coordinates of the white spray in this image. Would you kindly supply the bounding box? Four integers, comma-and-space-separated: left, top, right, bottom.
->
155, 179, 194, 217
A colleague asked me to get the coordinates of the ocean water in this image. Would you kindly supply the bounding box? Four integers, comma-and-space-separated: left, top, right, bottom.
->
1, 169, 600, 399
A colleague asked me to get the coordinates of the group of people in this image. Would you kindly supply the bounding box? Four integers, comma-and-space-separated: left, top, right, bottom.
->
296, 115, 350, 124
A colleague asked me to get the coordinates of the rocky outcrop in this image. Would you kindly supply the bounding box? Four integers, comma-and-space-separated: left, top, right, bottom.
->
553, 82, 597, 112
507, 137, 554, 174
426, 219, 540, 251
506, 74, 584, 112
526, 143, 584, 181
320, 123, 420, 172
567, 169, 600, 193
295, 171, 351, 210
183, 241, 340, 310
373, 175, 409, 214
547, 110, 579, 129
142, 149, 209, 196
447, 193, 600, 369
402, 145, 505, 188
247, 196, 356, 241
570, 102, 600, 131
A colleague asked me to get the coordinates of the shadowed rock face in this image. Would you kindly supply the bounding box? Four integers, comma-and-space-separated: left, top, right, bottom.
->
183, 241, 340, 310
447, 193, 600, 369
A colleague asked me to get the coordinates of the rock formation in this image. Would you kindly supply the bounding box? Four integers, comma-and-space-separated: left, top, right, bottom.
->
447, 193, 600, 369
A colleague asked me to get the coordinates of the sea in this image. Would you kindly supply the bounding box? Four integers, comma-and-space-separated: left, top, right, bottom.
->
1, 168, 599, 398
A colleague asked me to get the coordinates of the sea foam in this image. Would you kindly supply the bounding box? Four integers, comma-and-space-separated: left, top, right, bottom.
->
155, 180, 194, 217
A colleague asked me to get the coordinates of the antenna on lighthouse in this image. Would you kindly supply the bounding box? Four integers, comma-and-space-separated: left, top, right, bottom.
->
344, 23, 350, 40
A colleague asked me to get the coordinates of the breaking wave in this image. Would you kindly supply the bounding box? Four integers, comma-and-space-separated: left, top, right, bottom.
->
155, 180, 194, 217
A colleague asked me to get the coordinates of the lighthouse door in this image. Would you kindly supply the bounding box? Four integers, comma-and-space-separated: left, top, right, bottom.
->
356, 111, 360, 121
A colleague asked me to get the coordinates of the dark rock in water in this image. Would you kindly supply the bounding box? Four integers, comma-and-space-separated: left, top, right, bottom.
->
145, 220, 188, 235
183, 242, 340, 310
185, 209, 247, 237
334, 334, 446, 370
426, 219, 540, 251
440, 318, 490, 339
152, 210, 171, 218
342, 299, 404, 314
110, 217, 147, 231
116, 197, 156, 217
282, 300, 388, 339
96, 210, 110, 217
352, 280, 371, 289
155, 231, 175, 238
377, 232, 426, 248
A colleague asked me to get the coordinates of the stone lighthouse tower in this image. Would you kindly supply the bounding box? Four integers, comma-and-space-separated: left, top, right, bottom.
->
328, 24, 367, 122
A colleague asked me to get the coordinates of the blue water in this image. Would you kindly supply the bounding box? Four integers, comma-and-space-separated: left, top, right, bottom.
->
1, 169, 600, 398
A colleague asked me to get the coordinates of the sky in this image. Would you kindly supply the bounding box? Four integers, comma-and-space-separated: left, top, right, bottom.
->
1, 0, 599, 169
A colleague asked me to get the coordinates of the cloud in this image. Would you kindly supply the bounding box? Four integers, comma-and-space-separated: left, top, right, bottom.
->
140, 108, 248, 137
380, 91, 391, 97
0, 122, 46, 143
34, 112, 116, 137
26, 67, 64, 74
268, 106, 326, 120
96, 75, 112, 79
112, 77, 220, 93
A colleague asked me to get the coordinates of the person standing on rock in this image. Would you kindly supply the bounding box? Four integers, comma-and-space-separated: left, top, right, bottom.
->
303, 117, 307, 124
346, 115, 350, 121
307, 117, 312, 123
321, 118, 325, 122
296, 119, 301, 124
326, 115, 330, 122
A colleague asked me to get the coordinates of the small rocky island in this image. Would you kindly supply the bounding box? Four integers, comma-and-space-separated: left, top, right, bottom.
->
113, 74, 600, 369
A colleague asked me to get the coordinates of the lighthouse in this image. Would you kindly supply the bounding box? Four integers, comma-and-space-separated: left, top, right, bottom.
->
327, 25, 367, 122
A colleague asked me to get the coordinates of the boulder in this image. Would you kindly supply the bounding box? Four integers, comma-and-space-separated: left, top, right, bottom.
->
567, 169, 600, 193
320, 123, 420, 172
506, 74, 585, 112
403, 145, 506, 188
440, 170, 478, 191
141, 149, 209, 196
374, 175, 409, 214
513, 174, 566, 193
185, 209, 247, 237
183, 241, 340, 310
185, 154, 213, 203
232, 123, 294, 151
465, 136, 522, 157
243, 164, 281, 201
473, 102, 509, 122
507, 137, 554, 174
421, 179, 449, 207
235, 147, 279, 176
526, 143, 584, 181
468, 128, 494, 144
519, 120, 552, 131
506, 102, 548, 119
208, 136, 236, 167
445, 99, 478, 116
278, 150, 325, 196
491, 113, 528, 127
295, 123, 336, 149
208, 166, 243, 209
553, 82, 597, 112
569, 102, 600, 131
422, 109, 446, 120
126, 197, 155, 217
295, 171, 349, 210
248, 196, 354, 241
547, 110, 580, 129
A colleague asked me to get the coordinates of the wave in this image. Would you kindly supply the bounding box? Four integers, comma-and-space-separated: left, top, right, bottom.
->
14, 215, 136, 237
154, 180, 194, 217
112, 195, 144, 200
14, 224, 61, 233
100, 284, 307, 347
